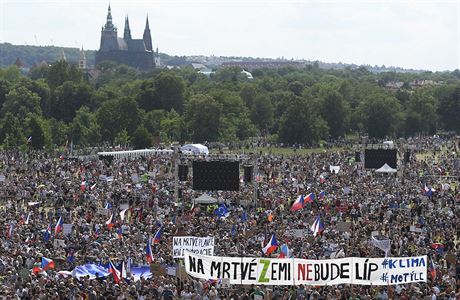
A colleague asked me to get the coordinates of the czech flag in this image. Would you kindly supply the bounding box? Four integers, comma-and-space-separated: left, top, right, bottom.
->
54, 216, 63, 235
429, 259, 436, 280
262, 234, 278, 256
6, 223, 14, 238
105, 202, 112, 210
290, 195, 305, 212
278, 244, 290, 258
146, 239, 153, 263
153, 227, 163, 244
310, 215, 324, 237
80, 181, 86, 192
41, 257, 55, 271
43, 224, 51, 241
119, 208, 129, 221
318, 191, 326, 199
106, 214, 115, 229
304, 193, 315, 204
319, 174, 326, 184
108, 260, 121, 284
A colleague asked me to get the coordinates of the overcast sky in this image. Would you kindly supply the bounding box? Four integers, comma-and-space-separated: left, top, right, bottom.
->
0, 0, 459, 71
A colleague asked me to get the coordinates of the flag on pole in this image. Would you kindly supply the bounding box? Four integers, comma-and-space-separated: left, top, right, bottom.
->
54, 216, 63, 235
106, 214, 115, 229
310, 215, 324, 237
153, 227, 163, 244
120, 208, 128, 221
41, 257, 55, 271
146, 239, 153, 263
318, 191, 326, 199
6, 223, 14, 238
429, 259, 436, 280
108, 260, 121, 283
304, 193, 315, 204
262, 234, 278, 256
290, 195, 305, 212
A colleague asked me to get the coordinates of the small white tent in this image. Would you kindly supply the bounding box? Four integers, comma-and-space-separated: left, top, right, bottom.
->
193, 193, 218, 204
181, 144, 209, 155
375, 163, 397, 173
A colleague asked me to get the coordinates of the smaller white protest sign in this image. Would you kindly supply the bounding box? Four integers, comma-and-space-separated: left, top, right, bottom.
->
63, 224, 73, 236
173, 236, 215, 258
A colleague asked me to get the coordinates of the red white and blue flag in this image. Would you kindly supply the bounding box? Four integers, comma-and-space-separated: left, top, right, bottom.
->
106, 214, 115, 229
6, 223, 14, 238
290, 195, 305, 212
152, 227, 163, 244
318, 191, 326, 199
262, 234, 278, 256
108, 260, 121, 283
41, 257, 55, 271
429, 259, 436, 280
54, 216, 63, 235
146, 239, 154, 263
304, 193, 315, 204
310, 215, 324, 237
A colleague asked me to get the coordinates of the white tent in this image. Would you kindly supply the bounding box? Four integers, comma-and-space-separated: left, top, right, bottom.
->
193, 193, 218, 204
375, 163, 397, 173
181, 144, 209, 155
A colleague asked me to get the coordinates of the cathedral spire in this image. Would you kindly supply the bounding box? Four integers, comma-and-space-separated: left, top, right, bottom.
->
104, 4, 116, 31
124, 15, 132, 40
143, 15, 153, 51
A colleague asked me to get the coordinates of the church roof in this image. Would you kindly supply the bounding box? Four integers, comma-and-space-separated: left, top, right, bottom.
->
128, 39, 147, 52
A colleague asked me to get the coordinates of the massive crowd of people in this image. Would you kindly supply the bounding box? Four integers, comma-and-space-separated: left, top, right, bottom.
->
0, 136, 459, 299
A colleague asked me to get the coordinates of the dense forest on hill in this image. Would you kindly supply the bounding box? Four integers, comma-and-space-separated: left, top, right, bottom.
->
0, 59, 460, 150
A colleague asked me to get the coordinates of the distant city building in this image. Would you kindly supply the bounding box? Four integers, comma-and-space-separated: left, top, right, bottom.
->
221, 61, 306, 71
95, 5, 157, 70
79, 47, 87, 69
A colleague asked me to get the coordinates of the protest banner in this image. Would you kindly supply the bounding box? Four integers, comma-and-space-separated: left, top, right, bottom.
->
172, 236, 215, 258
53, 239, 66, 248
63, 224, 73, 236
184, 251, 427, 286
337, 221, 352, 232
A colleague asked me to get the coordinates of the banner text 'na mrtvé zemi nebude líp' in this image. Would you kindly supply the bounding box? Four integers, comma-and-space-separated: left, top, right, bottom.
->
184, 251, 427, 286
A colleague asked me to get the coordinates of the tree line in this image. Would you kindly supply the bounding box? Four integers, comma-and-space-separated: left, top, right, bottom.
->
0, 60, 460, 150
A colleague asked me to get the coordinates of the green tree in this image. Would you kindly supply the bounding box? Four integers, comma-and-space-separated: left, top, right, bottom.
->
96, 97, 141, 143
278, 96, 329, 145
114, 129, 130, 147
46, 60, 82, 88
0, 112, 24, 148
51, 81, 92, 122
320, 90, 347, 138
1, 86, 42, 119
159, 109, 183, 142
358, 92, 404, 138
131, 125, 152, 149
185, 94, 222, 142
25, 114, 47, 149
436, 85, 460, 133
154, 72, 186, 112
250, 94, 274, 132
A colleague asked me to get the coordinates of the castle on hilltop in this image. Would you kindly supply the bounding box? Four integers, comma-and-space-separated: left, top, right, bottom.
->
95, 5, 158, 70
